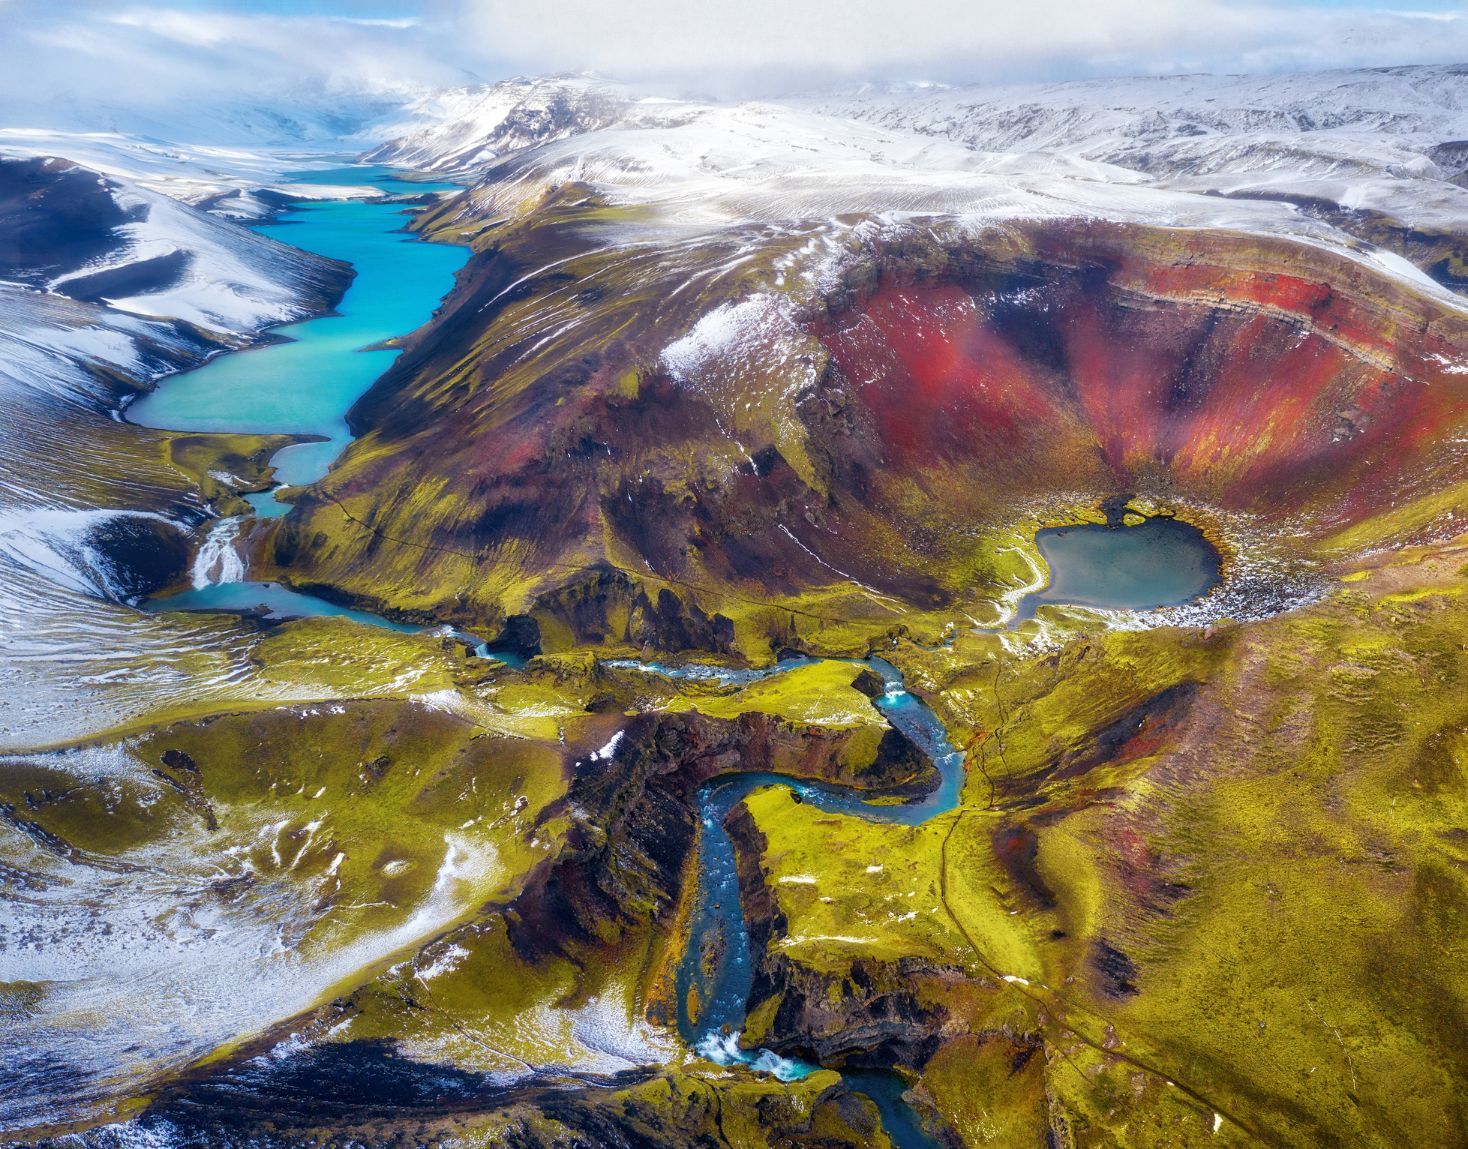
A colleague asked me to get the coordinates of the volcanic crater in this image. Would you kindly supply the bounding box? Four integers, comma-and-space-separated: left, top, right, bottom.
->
269, 217, 1468, 657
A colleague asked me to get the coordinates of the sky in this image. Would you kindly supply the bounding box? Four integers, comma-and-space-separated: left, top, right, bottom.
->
3, 0, 1468, 139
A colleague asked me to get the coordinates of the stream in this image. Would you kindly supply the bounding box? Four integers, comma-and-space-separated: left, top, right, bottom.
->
130, 168, 1221, 1148
660, 655, 965, 1147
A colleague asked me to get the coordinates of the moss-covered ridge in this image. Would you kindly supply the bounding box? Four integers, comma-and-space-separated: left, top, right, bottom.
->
2, 658, 913, 1140
10, 538, 1465, 1148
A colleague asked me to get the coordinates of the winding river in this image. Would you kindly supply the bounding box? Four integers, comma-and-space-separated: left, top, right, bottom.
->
670, 656, 965, 1147
134, 168, 1220, 1147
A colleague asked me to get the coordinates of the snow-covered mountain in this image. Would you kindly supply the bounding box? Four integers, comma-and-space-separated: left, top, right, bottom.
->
807, 64, 1468, 233
0, 154, 350, 735
0, 155, 349, 334
0, 129, 402, 222
364, 74, 657, 172
362, 65, 1468, 305
810, 66, 1468, 169
365, 65, 1468, 181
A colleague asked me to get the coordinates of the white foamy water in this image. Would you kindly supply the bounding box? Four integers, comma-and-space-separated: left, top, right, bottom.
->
695, 1029, 813, 1082
190, 516, 245, 588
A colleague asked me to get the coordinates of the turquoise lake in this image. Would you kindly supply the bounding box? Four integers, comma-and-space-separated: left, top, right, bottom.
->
128, 166, 467, 517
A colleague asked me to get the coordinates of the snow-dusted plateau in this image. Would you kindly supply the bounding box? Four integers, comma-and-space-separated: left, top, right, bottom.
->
1, 65, 1466, 1149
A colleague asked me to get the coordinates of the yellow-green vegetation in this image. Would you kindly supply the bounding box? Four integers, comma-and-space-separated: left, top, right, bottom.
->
12, 161, 1465, 1143
319, 906, 681, 1077
740, 793, 973, 974
11, 532, 1464, 1146
667, 659, 880, 726
2, 699, 570, 965
731, 535, 1468, 1148
47, 614, 488, 751
166, 430, 305, 518
891, 621, 1231, 804
282, 662, 913, 1079
267, 188, 1468, 685
1317, 478, 1468, 557
0, 695, 582, 1133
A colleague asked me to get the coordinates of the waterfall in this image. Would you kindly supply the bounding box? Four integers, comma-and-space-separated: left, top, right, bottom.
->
190, 516, 246, 588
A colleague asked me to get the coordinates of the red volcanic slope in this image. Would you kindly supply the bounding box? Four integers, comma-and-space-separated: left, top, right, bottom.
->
819, 258, 1466, 529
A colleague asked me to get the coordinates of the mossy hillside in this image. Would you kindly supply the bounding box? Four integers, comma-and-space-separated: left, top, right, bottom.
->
438, 1067, 897, 1149
738, 791, 1000, 976
1053, 561, 1468, 1148
1316, 477, 1468, 559
917, 1032, 1052, 1148
258, 198, 1053, 644
268, 480, 1058, 667
728, 543, 1467, 1147
8, 348, 253, 518
139, 1059, 888, 1149
665, 660, 888, 763
887, 622, 1232, 807
0, 695, 597, 1139
2, 700, 571, 964
315, 911, 682, 1078
53, 419, 300, 520
199, 677, 918, 1084
49, 613, 487, 751
166, 430, 306, 518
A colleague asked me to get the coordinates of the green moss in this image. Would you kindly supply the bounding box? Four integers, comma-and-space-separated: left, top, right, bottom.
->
668, 660, 882, 728
716, 541, 1468, 1147
920, 1033, 1049, 1146
741, 789, 973, 973
165, 430, 302, 516
1, 699, 572, 1033
1318, 480, 1468, 556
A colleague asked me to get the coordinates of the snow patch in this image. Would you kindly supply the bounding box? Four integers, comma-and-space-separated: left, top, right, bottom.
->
0, 508, 172, 601
588, 729, 625, 762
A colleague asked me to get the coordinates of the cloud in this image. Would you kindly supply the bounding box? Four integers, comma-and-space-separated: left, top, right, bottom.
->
1, 0, 1466, 141
450, 0, 1468, 91
0, 2, 469, 141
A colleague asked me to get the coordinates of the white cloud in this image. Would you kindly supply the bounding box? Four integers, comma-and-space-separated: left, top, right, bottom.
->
451, 0, 1468, 91
0, 0, 1466, 142
0, 3, 470, 143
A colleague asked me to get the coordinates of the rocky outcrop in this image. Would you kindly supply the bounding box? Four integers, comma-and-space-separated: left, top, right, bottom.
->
507, 708, 926, 969
729, 804, 958, 1073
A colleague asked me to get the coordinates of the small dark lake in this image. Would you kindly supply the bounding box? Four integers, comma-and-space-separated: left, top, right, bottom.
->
1018, 516, 1221, 619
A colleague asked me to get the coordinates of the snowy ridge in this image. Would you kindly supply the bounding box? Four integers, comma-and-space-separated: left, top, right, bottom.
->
807, 64, 1468, 231
0, 508, 171, 601
808, 66, 1468, 170
0, 130, 398, 222
1, 154, 350, 337
436, 97, 1463, 314
365, 74, 653, 172
380, 65, 1468, 271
